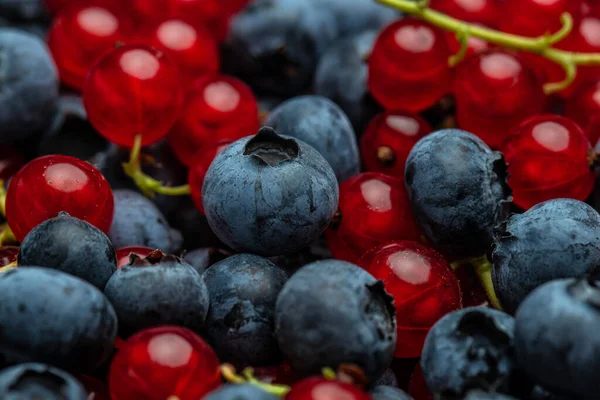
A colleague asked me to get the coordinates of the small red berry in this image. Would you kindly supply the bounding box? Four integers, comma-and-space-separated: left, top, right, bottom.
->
503, 114, 595, 210
408, 364, 433, 400
115, 246, 154, 268
168, 74, 259, 167
565, 79, 600, 144
368, 18, 453, 112
0, 246, 18, 267
360, 110, 431, 178
83, 44, 184, 147
430, 0, 500, 26
44, 0, 122, 14
500, 0, 581, 36
109, 326, 221, 400
6, 155, 114, 242
445, 28, 491, 62
285, 377, 370, 400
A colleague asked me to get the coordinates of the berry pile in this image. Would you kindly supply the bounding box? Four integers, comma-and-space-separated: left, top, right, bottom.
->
1, 0, 600, 399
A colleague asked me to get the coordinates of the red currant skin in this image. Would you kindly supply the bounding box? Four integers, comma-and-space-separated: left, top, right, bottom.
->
430, 0, 500, 26
368, 18, 453, 112
325, 172, 421, 264
6, 155, 114, 243
115, 246, 154, 268
500, 0, 581, 36
168, 74, 259, 167
445, 28, 490, 62
47, 5, 133, 90
83, 44, 184, 147
109, 326, 221, 400
44, 0, 122, 14
359, 241, 462, 358
503, 115, 595, 210
453, 50, 546, 149
565, 79, 600, 143
0, 246, 18, 267
285, 377, 370, 400
360, 111, 432, 178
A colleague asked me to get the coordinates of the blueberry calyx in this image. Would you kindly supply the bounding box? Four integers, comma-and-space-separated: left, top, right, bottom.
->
567, 278, 600, 310
365, 280, 396, 340
244, 127, 299, 166
456, 310, 511, 346
57, 211, 71, 217
128, 249, 181, 267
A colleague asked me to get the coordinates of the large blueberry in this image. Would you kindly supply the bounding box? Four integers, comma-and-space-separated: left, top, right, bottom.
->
264, 95, 360, 182
202, 254, 287, 367
0, 363, 88, 400
515, 278, 600, 400
103, 251, 210, 338
18, 213, 117, 290
370, 386, 412, 400
320, 0, 398, 36
275, 260, 396, 382
0, 267, 117, 371
405, 129, 511, 259
204, 384, 279, 400
202, 127, 339, 256
492, 198, 600, 314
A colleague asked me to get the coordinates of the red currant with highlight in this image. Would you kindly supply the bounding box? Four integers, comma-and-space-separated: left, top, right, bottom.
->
430, 0, 500, 26
500, 0, 581, 36
285, 377, 370, 400
503, 114, 595, 210
115, 246, 154, 268
189, 141, 233, 215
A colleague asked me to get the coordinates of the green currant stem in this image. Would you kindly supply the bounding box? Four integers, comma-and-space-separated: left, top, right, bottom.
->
122, 135, 191, 198
374, 0, 593, 94
220, 364, 290, 397
322, 368, 337, 380
451, 255, 502, 310
0, 261, 16, 273
448, 30, 470, 67
0, 182, 17, 246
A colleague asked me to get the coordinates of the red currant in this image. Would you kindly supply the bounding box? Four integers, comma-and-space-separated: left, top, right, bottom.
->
453, 50, 546, 149
109, 326, 221, 400
83, 44, 184, 147
0, 246, 18, 267
44, 0, 122, 14
47, 5, 133, 90
565, 79, 600, 143
0, 146, 24, 182
285, 377, 370, 400
502, 114, 595, 210
586, 115, 600, 146
408, 364, 433, 400
360, 110, 432, 178
325, 172, 421, 264
500, 0, 581, 36
115, 246, 154, 268
430, 0, 500, 26
359, 241, 462, 358
6, 155, 114, 242
368, 18, 453, 112
445, 28, 491, 62
168, 74, 259, 167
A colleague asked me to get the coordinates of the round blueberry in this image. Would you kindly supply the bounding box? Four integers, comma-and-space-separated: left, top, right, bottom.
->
203, 384, 280, 400
370, 385, 412, 400
0, 363, 88, 400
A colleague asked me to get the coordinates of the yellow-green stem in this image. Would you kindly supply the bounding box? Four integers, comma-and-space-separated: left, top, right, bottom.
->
469, 255, 503, 310
220, 364, 290, 397
0, 261, 16, 273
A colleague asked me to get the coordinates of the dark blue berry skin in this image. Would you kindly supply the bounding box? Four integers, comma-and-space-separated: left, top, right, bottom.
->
0, 267, 117, 371
275, 260, 396, 383
202, 127, 339, 257
109, 189, 183, 254
515, 278, 600, 400
103, 252, 210, 339
168, 197, 225, 250
183, 247, 230, 275
320, 0, 398, 37
374, 368, 399, 388
0, 29, 58, 143
264, 95, 360, 182
314, 31, 381, 135
0, 363, 88, 400
463, 391, 519, 400
370, 386, 413, 400
18, 213, 117, 290
492, 199, 600, 314
421, 307, 530, 399
405, 129, 511, 259
204, 384, 280, 400
202, 254, 287, 368
0, 0, 47, 22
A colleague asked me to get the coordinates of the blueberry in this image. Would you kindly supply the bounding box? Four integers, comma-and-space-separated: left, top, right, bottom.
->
0, 28, 58, 143
264, 95, 360, 182
203, 384, 279, 400
275, 260, 396, 382
515, 278, 600, 400
109, 189, 183, 254
103, 251, 210, 338
405, 129, 511, 259
18, 213, 117, 290
314, 31, 381, 135
320, 0, 398, 37
421, 307, 530, 398
0, 363, 88, 400
374, 368, 399, 388
370, 386, 412, 400
183, 247, 231, 275
202, 127, 339, 256
0, 0, 47, 21
463, 391, 519, 400
492, 198, 600, 314
0, 267, 117, 371
202, 254, 287, 367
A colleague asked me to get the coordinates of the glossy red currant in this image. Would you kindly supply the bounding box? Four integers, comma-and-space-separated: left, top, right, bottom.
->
168, 74, 259, 167
109, 326, 221, 400
430, 0, 500, 26
360, 110, 432, 178
368, 18, 453, 112
325, 172, 421, 264
453, 50, 546, 149
83, 44, 184, 147
408, 364, 433, 400
0, 246, 18, 267
6, 155, 114, 243
47, 5, 133, 90
285, 377, 370, 400
500, 0, 581, 36
359, 241, 462, 358
445, 28, 491, 62
565, 79, 600, 144
502, 114, 595, 210
115, 246, 154, 268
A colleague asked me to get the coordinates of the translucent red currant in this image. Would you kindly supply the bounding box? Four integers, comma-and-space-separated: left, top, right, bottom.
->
502, 114, 595, 210
0, 246, 18, 267
445, 27, 491, 62
285, 377, 370, 400
453, 50, 546, 149
168, 74, 259, 167
360, 110, 432, 178
115, 246, 154, 268
359, 241, 462, 358
430, 0, 500, 26
565, 79, 600, 144
47, 5, 133, 90
83, 44, 184, 147
368, 18, 453, 112
6, 155, 114, 242
325, 172, 421, 264
500, 0, 581, 36
109, 326, 221, 400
